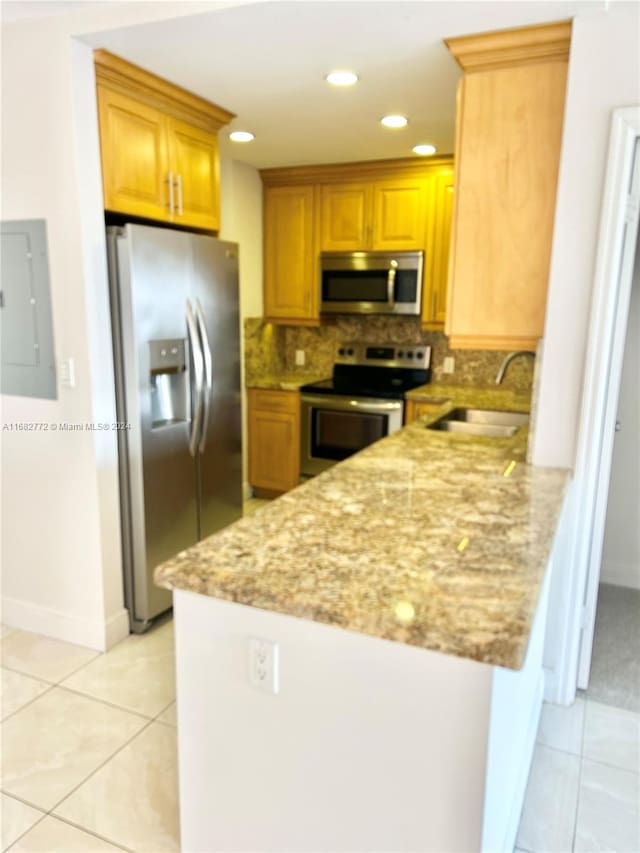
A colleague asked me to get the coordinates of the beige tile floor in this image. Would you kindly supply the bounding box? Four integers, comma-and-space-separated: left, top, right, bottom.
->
1, 620, 178, 852
1, 613, 638, 851
516, 697, 640, 852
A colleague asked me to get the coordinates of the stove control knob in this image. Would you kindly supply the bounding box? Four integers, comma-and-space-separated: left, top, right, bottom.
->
398, 350, 404, 358
347, 348, 354, 356
416, 350, 424, 360
406, 350, 413, 358
338, 348, 345, 356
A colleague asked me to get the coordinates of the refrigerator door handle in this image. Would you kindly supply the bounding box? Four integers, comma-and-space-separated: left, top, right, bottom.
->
195, 298, 213, 454
186, 299, 204, 457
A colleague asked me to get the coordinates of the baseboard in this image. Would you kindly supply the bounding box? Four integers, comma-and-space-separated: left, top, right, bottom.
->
105, 608, 130, 649
1, 596, 129, 652
600, 560, 640, 590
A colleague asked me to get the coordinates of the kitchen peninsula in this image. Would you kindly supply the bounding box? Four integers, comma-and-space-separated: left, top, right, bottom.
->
156, 400, 569, 852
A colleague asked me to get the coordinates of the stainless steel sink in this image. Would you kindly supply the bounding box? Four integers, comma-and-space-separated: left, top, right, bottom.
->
427, 408, 529, 437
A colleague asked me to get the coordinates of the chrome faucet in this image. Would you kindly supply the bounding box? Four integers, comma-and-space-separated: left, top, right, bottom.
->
495, 351, 536, 384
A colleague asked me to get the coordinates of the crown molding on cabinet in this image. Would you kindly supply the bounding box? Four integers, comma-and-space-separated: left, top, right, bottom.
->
260, 155, 454, 187
94, 49, 235, 133
445, 20, 572, 72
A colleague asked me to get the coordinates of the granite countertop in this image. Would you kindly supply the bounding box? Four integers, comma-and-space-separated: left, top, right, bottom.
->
406, 382, 532, 411
156, 390, 568, 670
247, 374, 326, 391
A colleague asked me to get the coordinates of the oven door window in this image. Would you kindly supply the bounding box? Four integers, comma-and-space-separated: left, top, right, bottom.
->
312, 408, 388, 461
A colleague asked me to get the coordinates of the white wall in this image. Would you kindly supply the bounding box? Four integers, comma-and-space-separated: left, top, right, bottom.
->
219, 157, 264, 497
174, 588, 492, 852
600, 239, 640, 589
533, 1, 640, 697
532, 1, 640, 470
0, 1, 255, 649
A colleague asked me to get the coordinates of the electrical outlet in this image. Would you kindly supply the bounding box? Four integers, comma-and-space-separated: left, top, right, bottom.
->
443, 356, 455, 375
248, 637, 279, 694
295, 349, 306, 367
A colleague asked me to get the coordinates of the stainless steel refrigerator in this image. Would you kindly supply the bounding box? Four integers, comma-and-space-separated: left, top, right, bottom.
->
107, 223, 242, 632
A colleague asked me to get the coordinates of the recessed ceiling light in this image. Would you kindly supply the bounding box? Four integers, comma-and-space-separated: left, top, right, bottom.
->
413, 144, 437, 156
325, 70, 359, 87
229, 131, 255, 143
381, 115, 408, 129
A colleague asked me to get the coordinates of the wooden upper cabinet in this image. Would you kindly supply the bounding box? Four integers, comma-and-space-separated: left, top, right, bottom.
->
320, 184, 371, 250
372, 180, 427, 250
423, 171, 454, 329
263, 185, 317, 323
94, 50, 233, 232
444, 21, 571, 350
97, 87, 170, 222
166, 117, 220, 231
261, 157, 454, 325
319, 178, 428, 252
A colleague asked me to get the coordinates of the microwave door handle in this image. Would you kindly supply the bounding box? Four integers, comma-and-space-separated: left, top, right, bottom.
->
387, 267, 396, 308
186, 299, 204, 457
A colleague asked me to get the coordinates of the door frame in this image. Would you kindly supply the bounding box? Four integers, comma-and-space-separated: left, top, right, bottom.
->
557, 106, 640, 702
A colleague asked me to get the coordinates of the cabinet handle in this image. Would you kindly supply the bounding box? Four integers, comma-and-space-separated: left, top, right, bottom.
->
174, 174, 183, 216
166, 171, 174, 214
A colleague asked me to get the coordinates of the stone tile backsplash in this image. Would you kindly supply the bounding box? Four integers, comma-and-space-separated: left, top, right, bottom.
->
244, 317, 534, 393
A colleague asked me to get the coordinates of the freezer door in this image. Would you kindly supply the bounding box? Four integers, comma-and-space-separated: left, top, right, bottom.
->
114, 224, 201, 629
190, 235, 243, 537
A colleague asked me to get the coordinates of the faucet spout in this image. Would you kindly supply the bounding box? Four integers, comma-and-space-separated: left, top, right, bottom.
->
495, 350, 536, 385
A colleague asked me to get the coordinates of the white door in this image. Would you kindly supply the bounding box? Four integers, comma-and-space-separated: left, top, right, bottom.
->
576, 140, 640, 688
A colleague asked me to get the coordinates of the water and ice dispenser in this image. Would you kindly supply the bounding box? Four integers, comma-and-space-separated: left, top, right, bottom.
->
149, 339, 189, 428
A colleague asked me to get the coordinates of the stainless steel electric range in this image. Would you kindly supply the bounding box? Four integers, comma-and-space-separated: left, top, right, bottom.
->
299, 342, 431, 477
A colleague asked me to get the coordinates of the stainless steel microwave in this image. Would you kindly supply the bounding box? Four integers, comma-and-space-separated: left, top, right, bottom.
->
320, 251, 423, 316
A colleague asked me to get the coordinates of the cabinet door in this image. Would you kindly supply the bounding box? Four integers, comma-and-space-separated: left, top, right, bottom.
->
264, 186, 317, 323
404, 400, 448, 425
446, 63, 567, 349
248, 390, 300, 494
423, 172, 454, 330
320, 183, 372, 250
167, 117, 220, 231
97, 87, 170, 222
372, 180, 427, 250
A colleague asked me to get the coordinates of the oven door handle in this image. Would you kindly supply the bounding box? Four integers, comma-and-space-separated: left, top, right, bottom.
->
301, 394, 403, 412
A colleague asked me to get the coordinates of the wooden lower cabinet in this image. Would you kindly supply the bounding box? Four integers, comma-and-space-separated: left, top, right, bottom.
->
404, 399, 448, 425
248, 389, 300, 496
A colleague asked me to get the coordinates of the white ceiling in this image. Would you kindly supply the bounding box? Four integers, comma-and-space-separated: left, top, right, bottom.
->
80, 0, 603, 169
0, 1, 108, 23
